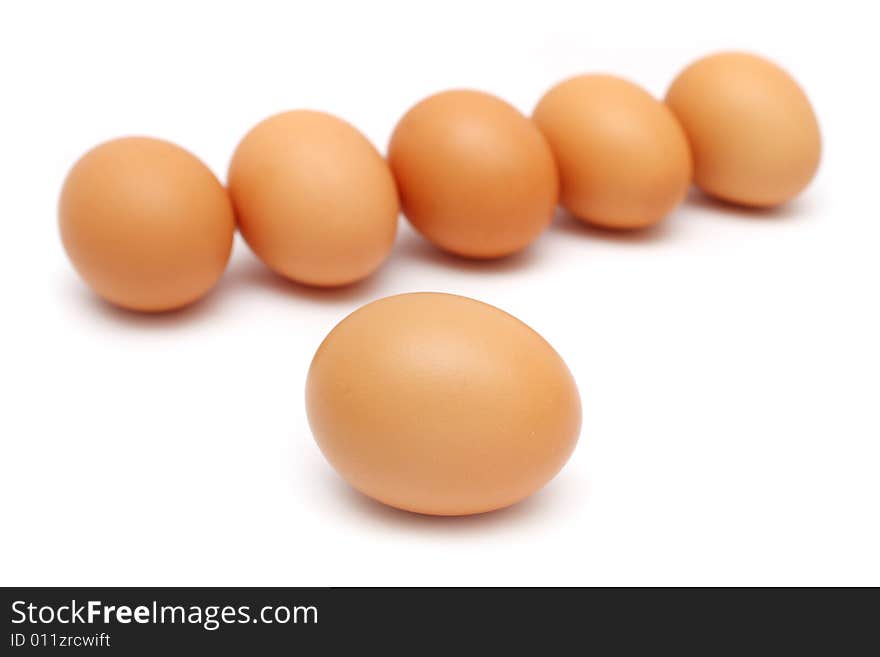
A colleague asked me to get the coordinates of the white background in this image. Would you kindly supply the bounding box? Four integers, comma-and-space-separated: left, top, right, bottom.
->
1, 0, 878, 586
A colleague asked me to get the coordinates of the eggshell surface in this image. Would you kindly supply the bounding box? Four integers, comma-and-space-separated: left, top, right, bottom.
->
533, 74, 692, 229
228, 110, 399, 286
59, 137, 235, 312
306, 292, 582, 516
388, 90, 559, 258
665, 52, 821, 207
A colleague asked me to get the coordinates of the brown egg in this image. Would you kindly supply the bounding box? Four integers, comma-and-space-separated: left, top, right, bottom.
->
665, 52, 821, 207
388, 90, 558, 259
59, 137, 235, 313
228, 111, 399, 287
533, 74, 692, 230
306, 292, 582, 516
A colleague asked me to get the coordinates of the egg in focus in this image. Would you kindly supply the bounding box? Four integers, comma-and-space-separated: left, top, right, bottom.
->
388, 90, 559, 259
59, 137, 235, 313
533, 74, 692, 230
306, 292, 582, 516
665, 51, 821, 208
228, 110, 399, 287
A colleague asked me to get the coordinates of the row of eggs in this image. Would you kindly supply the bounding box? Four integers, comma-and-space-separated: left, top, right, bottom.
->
60, 51, 820, 313
59, 52, 821, 515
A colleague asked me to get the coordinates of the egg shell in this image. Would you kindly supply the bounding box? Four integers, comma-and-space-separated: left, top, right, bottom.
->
533, 74, 692, 229
665, 52, 821, 207
228, 110, 399, 287
306, 292, 582, 516
388, 90, 559, 259
59, 137, 235, 313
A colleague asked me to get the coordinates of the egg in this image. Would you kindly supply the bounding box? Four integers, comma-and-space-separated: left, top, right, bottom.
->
228, 110, 399, 287
533, 74, 692, 230
306, 292, 581, 516
388, 90, 558, 259
665, 52, 821, 207
59, 137, 235, 312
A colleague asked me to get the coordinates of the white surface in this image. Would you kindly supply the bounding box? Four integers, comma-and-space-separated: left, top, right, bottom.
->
1, 0, 878, 586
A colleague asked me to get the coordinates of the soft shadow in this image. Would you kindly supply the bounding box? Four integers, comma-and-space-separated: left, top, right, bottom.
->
68, 277, 228, 329
684, 188, 811, 221
392, 229, 543, 274
229, 257, 385, 306
550, 207, 675, 243
323, 471, 578, 534
64, 249, 386, 325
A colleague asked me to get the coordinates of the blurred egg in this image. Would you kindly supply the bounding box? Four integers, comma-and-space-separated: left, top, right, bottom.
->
59, 137, 235, 313
388, 90, 558, 258
228, 110, 399, 287
533, 74, 692, 229
666, 52, 821, 207
306, 292, 582, 516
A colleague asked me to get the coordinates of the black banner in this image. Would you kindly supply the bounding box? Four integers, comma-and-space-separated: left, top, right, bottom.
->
1, 587, 875, 652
